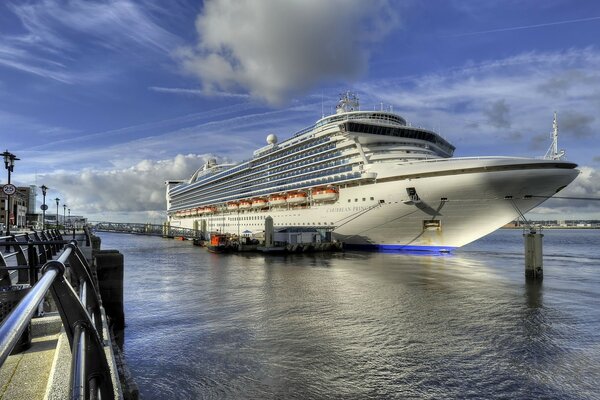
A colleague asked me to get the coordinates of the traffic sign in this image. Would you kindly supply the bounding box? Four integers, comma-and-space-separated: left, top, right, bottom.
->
41, 204, 48, 211
2, 184, 16, 196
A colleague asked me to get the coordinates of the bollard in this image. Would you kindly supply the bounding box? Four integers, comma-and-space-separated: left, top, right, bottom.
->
90, 234, 101, 254
524, 230, 543, 279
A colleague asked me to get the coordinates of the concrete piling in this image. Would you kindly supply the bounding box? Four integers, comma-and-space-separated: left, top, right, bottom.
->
524, 230, 543, 279
265, 216, 274, 248
94, 249, 125, 347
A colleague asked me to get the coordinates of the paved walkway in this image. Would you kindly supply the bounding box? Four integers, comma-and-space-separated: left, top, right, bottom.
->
0, 314, 62, 400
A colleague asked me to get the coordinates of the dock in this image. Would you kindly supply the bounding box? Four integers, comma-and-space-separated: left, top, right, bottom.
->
0, 228, 137, 400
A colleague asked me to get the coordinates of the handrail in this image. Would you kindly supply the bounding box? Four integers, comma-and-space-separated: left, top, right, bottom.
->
0, 264, 60, 365
0, 240, 114, 399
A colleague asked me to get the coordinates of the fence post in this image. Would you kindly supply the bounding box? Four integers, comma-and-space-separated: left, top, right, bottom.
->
27, 240, 38, 286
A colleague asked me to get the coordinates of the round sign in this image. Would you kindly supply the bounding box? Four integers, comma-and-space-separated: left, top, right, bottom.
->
2, 184, 16, 196
41, 204, 49, 211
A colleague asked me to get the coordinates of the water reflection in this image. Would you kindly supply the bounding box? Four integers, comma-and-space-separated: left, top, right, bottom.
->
97, 232, 600, 400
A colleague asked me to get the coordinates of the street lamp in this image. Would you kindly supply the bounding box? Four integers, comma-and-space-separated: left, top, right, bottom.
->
68, 208, 71, 228
63, 204, 67, 230
41, 185, 48, 230
2, 150, 19, 237
55, 198, 60, 230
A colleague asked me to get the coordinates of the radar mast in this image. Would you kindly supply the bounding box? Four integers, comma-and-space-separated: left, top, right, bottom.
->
336, 92, 359, 114
544, 112, 565, 160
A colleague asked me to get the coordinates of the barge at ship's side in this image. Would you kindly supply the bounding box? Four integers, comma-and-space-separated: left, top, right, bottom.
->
165, 93, 579, 251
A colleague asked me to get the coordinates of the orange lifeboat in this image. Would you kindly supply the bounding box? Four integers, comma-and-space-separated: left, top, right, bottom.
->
268, 194, 287, 207
286, 192, 308, 205
239, 200, 252, 210
206, 206, 218, 214
251, 198, 268, 208
313, 187, 338, 202
226, 202, 239, 211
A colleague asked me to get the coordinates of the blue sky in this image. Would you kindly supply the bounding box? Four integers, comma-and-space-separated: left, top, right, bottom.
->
1, 0, 599, 222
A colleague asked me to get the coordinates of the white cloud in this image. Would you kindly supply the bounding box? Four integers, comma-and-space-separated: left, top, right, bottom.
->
2, 0, 180, 82
357, 48, 600, 162
178, 0, 400, 104
38, 154, 212, 220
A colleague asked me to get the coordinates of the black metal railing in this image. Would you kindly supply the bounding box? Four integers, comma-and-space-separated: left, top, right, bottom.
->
0, 234, 115, 399
0, 230, 63, 285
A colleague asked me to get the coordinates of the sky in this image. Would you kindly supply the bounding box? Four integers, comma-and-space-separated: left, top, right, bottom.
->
0, 0, 599, 223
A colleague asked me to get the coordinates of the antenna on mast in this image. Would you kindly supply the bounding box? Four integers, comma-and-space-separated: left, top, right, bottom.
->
544, 111, 565, 160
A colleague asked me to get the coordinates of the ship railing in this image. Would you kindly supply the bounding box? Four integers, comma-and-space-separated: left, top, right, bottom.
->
0, 239, 115, 400
401, 156, 533, 166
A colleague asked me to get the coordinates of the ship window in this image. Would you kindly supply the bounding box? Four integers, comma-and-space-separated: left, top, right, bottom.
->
354, 199, 358, 202
362, 198, 366, 201
370, 197, 374, 200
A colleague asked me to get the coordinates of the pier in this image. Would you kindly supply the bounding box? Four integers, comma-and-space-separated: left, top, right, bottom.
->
92, 220, 342, 254
0, 228, 136, 399
94, 221, 203, 240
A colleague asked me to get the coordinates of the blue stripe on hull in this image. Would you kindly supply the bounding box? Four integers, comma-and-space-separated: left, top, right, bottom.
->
345, 243, 456, 254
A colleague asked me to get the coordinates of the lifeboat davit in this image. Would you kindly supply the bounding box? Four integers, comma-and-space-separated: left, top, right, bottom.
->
313, 187, 338, 202
268, 194, 287, 207
226, 202, 239, 211
206, 206, 217, 214
251, 198, 268, 208
239, 200, 252, 210
286, 192, 308, 205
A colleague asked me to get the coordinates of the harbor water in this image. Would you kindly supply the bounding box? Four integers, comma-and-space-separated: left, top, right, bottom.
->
97, 229, 600, 399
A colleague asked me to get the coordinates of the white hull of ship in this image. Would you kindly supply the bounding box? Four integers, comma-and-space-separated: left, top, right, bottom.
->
169, 159, 578, 251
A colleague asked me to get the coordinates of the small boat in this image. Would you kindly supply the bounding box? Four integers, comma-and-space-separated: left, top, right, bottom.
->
226, 202, 239, 211
239, 200, 252, 210
286, 192, 308, 204
251, 198, 268, 208
268, 195, 287, 207
312, 187, 338, 202
207, 234, 231, 253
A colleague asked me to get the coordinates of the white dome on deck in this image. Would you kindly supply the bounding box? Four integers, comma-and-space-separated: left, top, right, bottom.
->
267, 133, 278, 145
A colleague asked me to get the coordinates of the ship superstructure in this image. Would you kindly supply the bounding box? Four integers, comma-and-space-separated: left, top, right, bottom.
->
166, 93, 578, 251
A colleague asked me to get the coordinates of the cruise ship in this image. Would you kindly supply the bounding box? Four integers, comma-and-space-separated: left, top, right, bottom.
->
165, 93, 579, 251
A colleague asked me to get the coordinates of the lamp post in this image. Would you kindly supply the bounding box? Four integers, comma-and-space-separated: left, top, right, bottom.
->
2, 150, 19, 237
55, 198, 60, 230
63, 204, 67, 230
41, 185, 48, 230
68, 208, 71, 228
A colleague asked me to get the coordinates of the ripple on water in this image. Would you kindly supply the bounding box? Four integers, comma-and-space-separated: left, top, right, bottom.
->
98, 231, 600, 399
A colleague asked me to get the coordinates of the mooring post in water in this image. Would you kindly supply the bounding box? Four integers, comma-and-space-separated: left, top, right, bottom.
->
265, 216, 274, 248
524, 228, 543, 279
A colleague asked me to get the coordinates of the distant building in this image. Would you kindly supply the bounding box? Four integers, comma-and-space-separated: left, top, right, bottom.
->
0, 185, 29, 228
